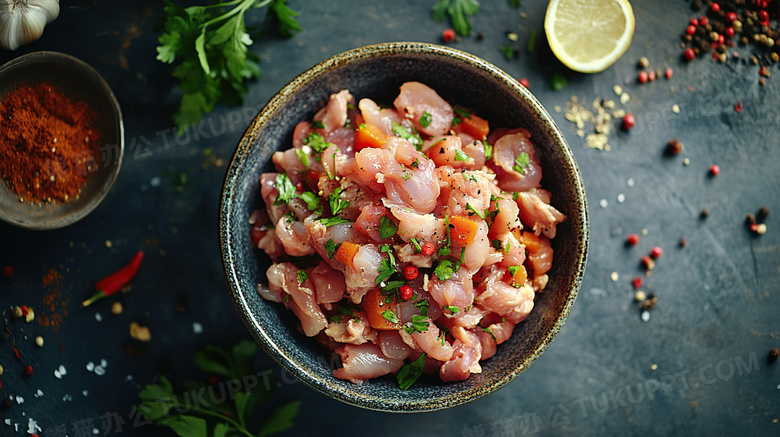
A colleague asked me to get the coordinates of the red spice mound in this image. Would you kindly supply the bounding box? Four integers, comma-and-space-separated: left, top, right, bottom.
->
0, 83, 99, 203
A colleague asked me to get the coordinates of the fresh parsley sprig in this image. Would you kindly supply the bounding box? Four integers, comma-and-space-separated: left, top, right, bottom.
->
138, 340, 300, 437
156, 0, 300, 134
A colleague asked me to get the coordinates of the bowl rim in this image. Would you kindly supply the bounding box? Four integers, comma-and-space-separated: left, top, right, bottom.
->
0, 51, 125, 230
220, 41, 589, 412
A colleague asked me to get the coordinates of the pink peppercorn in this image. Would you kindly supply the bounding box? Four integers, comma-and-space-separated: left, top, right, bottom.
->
710, 164, 720, 176
648, 70, 656, 81
725, 27, 735, 37
632, 277, 643, 290
684, 48, 695, 61
690, 18, 699, 26
403, 265, 419, 280
687, 25, 697, 35
650, 246, 663, 258
2, 265, 12, 277
626, 234, 640, 245
759, 10, 769, 22
622, 113, 636, 130
421, 242, 435, 256
638, 71, 648, 83
710, 2, 720, 12
399, 285, 413, 301
726, 12, 737, 22
665, 67, 674, 79
718, 34, 725, 44
23, 365, 34, 377
519, 78, 530, 88
700, 16, 709, 26
442, 29, 455, 43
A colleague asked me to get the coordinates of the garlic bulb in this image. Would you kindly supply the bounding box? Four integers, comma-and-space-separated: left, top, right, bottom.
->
0, 0, 60, 51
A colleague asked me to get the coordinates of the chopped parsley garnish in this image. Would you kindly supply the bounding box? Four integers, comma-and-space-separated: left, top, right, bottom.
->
498, 43, 515, 60
310, 120, 325, 129
298, 191, 320, 211
508, 265, 521, 276
283, 293, 290, 303
391, 121, 423, 150
324, 238, 340, 259
513, 191, 519, 200
297, 270, 308, 284
375, 253, 397, 285
323, 152, 336, 180
409, 237, 422, 252
445, 305, 460, 314
410, 158, 420, 169
295, 149, 309, 168
433, 259, 454, 281
504, 242, 511, 254
382, 280, 406, 293
439, 214, 452, 256
382, 309, 399, 324
303, 132, 334, 154
396, 352, 426, 390
328, 303, 358, 324
452, 107, 472, 126
512, 152, 531, 174
273, 173, 297, 205
454, 149, 471, 162
402, 172, 411, 181
319, 217, 349, 227
483, 141, 493, 161
432, 0, 479, 36
403, 315, 430, 335
466, 203, 486, 221
379, 216, 398, 240
328, 187, 350, 215
420, 111, 433, 128
438, 246, 451, 256
413, 299, 429, 317
483, 327, 498, 342
491, 239, 503, 251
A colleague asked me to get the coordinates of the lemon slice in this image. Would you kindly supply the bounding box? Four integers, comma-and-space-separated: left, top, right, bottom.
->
544, 0, 635, 73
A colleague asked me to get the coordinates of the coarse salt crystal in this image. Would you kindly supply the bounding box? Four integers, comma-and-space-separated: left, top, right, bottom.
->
15, 396, 23, 404
193, 322, 204, 334
125, 375, 133, 382
100, 359, 107, 368
617, 194, 625, 203
93, 428, 100, 435
150, 176, 161, 187
4, 418, 11, 426
610, 272, 619, 282
27, 417, 41, 433
95, 312, 102, 322
54, 364, 67, 379
34, 389, 43, 398
627, 178, 635, 187
599, 199, 608, 208
86, 361, 95, 372
63, 394, 72, 402
641, 311, 650, 322
83, 390, 89, 397
94, 366, 106, 376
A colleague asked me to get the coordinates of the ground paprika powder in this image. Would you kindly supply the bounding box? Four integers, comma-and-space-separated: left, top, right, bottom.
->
0, 83, 98, 203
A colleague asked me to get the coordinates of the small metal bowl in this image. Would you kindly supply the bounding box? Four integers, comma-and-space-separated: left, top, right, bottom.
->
220, 42, 589, 412
0, 51, 124, 230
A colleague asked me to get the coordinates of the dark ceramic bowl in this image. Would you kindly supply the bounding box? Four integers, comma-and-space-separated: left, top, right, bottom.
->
220, 42, 588, 412
0, 51, 124, 230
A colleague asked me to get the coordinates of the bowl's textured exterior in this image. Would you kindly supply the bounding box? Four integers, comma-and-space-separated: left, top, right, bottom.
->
0, 51, 124, 230
220, 42, 589, 412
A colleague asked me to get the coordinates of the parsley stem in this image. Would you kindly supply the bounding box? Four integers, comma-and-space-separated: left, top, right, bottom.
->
201, 0, 267, 29
187, 405, 253, 437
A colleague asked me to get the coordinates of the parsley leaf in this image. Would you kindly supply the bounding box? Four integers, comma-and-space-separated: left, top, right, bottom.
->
396, 352, 427, 390
382, 310, 400, 324
273, 173, 297, 205
434, 259, 454, 281
508, 265, 521, 276
454, 149, 471, 162
324, 239, 340, 259
409, 237, 422, 253
445, 305, 460, 314
492, 239, 503, 251
499, 43, 516, 60
310, 120, 325, 129
379, 216, 398, 239
298, 191, 320, 211
432, 0, 480, 36
295, 149, 309, 169
404, 315, 430, 334
410, 158, 420, 169
267, 0, 302, 38
304, 132, 334, 154
483, 141, 493, 161
512, 152, 531, 174
297, 270, 308, 284
413, 299, 430, 317
328, 187, 350, 215
319, 217, 349, 227
391, 121, 423, 150
420, 111, 433, 128
550, 73, 568, 91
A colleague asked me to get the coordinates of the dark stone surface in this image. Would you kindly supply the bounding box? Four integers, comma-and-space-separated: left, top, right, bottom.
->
0, 0, 778, 435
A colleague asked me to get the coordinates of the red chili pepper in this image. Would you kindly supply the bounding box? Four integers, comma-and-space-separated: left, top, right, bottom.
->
13, 347, 21, 359
82, 251, 144, 307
